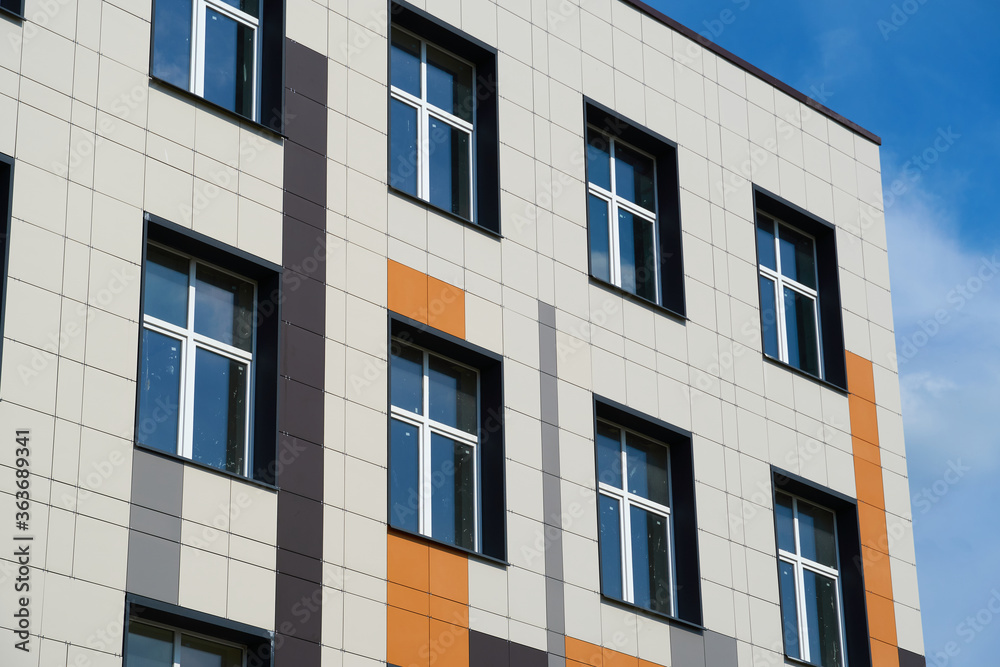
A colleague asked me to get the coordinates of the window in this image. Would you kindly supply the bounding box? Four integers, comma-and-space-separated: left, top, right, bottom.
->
125, 594, 272, 667
585, 102, 684, 315
775, 492, 846, 667
387, 317, 505, 560
772, 471, 871, 667
757, 215, 821, 376
754, 189, 847, 388
0, 154, 11, 372
150, 0, 283, 126
136, 216, 280, 483
127, 621, 244, 667
596, 420, 674, 615
388, 2, 500, 233
0, 0, 23, 18
593, 398, 701, 625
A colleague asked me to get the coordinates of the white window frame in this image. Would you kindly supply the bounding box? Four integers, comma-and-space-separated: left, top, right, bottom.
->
390, 341, 481, 549
597, 420, 675, 616
128, 618, 249, 667
777, 493, 849, 667
587, 127, 661, 302
141, 242, 257, 477
390, 26, 477, 221
188, 0, 261, 120
757, 212, 824, 376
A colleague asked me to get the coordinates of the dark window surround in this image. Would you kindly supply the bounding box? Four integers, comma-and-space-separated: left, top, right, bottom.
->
137, 212, 283, 485
0, 0, 23, 20
593, 396, 702, 627
123, 593, 274, 667
388, 313, 507, 563
0, 153, 11, 375
147, 0, 285, 132
388, 1, 501, 235
754, 186, 847, 391
771, 468, 872, 667
584, 99, 686, 318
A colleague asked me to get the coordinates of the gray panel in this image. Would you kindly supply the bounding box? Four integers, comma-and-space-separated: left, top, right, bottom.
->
541, 423, 561, 478
704, 630, 737, 666
537, 301, 556, 329
131, 449, 183, 516
544, 579, 565, 635
129, 505, 181, 542
540, 373, 559, 426
547, 655, 566, 667
127, 531, 180, 604
539, 324, 557, 377
670, 624, 707, 667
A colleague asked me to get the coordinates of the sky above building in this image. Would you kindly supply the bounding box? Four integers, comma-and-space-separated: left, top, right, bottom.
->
648, 0, 1000, 663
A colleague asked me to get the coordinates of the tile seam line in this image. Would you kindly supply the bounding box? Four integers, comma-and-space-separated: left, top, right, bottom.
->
619, 0, 882, 145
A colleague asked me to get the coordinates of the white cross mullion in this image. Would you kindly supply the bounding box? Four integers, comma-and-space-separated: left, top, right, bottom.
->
181, 259, 198, 461
608, 138, 622, 288
420, 350, 432, 537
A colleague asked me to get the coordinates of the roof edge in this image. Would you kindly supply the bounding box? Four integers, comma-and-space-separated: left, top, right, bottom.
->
622, 0, 882, 146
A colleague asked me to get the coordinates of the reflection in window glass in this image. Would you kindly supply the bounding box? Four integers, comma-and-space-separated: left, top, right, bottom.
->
389, 419, 420, 533
203, 9, 255, 118
138, 330, 183, 455
778, 224, 817, 289
390, 99, 419, 195
428, 355, 477, 434
586, 129, 612, 191
797, 500, 837, 567
775, 492, 796, 553
803, 570, 842, 667
783, 287, 820, 376
618, 209, 656, 302
428, 118, 471, 219
192, 348, 247, 474
179, 634, 243, 667
127, 622, 174, 667
426, 45, 473, 122
630, 505, 671, 614
760, 275, 779, 359
390, 29, 422, 97
431, 433, 475, 550
595, 421, 622, 488
588, 195, 611, 283
152, 0, 193, 89
625, 433, 669, 506
756, 216, 777, 271
615, 143, 656, 210
778, 561, 801, 660
194, 264, 254, 352
599, 495, 623, 600
390, 342, 424, 415
145, 246, 190, 327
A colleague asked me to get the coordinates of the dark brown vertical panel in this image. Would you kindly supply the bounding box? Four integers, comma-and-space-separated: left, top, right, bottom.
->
275, 37, 328, 667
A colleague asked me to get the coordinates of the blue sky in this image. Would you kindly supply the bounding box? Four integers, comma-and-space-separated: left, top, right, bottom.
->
647, 0, 1000, 662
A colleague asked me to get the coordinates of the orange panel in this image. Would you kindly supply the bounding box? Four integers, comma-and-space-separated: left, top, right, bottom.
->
566, 637, 603, 667
849, 394, 880, 445
853, 436, 882, 467
845, 352, 876, 402
603, 647, 639, 667
388, 533, 430, 592
389, 260, 429, 324
855, 458, 886, 510
429, 619, 469, 667
866, 592, 898, 646
429, 545, 468, 604
427, 276, 466, 339
387, 606, 430, 667
858, 502, 890, 553
861, 546, 894, 599
870, 638, 901, 667
430, 594, 469, 626
388, 582, 430, 616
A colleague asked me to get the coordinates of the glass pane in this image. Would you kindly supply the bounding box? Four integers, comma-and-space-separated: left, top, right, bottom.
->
216, 0, 257, 18
428, 354, 477, 434
778, 561, 801, 660
759, 275, 779, 359
783, 288, 820, 376
428, 118, 471, 219
390, 342, 423, 415
137, 329, 183, 454
180, 634, 243, 667
599, 494, 623, 600
625, 433, 669, 506
430, 433, 475, 550
586, 128, 612, 191
390, 98, 419, 195
204, 9, 255, 118
775, 492, 796, 553
192, 348, 247, 474
389, 419, 420, 533
152, 0, 192, 90
614, 143, 656, 211
194, 264, 255, 352
798, 499, 838, 568
588, 194, 611, 283
426, 45, 473, 122
390, 29, 421, 97
595, 421, 622, 488
618, 209, 657, 302
126, 621, 174, 667
145, 245, 189, 327
756, 216, 776, 271
630, 505, 671, 614
802, 570, 843, 667
778, 224, 817, 289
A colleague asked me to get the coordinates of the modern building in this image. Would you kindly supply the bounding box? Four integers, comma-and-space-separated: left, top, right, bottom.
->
0, 0, 924, 666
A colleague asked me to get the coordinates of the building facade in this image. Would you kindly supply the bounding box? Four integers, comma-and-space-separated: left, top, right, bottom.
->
0, 0, 924, 666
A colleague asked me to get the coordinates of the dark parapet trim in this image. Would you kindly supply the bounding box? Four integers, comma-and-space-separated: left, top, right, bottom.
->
619, 0, 882, 145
